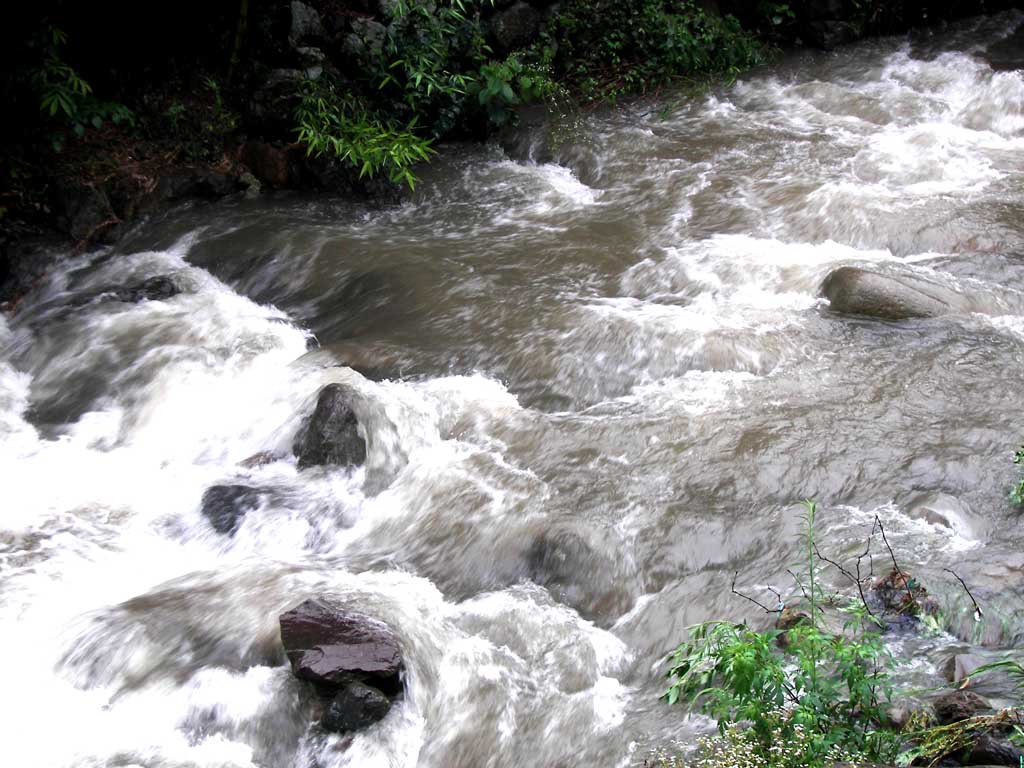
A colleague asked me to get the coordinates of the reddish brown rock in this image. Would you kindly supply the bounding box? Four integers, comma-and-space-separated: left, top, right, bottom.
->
933, 689, 990, 725
241, 141, 293, 188
279, 599, 403, 694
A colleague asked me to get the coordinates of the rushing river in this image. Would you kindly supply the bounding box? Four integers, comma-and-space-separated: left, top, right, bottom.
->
3, 11, 1024, 767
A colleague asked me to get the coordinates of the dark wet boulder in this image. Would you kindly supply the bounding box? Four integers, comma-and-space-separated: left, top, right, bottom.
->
321, 681, 391, 733
201, 485, 264, 535
56, 184, 119, 243
115, 276, 180, 303
293, 384, 366, 470
957, 732, 1024, 765
150, 171, 240, 203
802, 19, 859, 50
241, 141, 296, 189
67, 275, 181, 309
0, 235, 65, 307
933, 689, 990, 725
487, 2, 541, 57
279, 599, 403, 694
822, 266, 974, 320
290, 0, 326, 44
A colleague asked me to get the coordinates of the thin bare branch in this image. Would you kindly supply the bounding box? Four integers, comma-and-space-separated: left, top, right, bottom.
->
730, 571, 783, 614
786, 568, 811, 602
944, 568, 983, 621
813, 542, 876, 618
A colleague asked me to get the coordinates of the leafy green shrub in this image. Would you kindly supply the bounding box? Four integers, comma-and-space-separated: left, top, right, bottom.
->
293, 1, 563, 186
294, 75, 436, 188
34, 26, 134, 151
369, 0, 489, 137
1010, 446, 1024, 505
758, 1, 795, 28
468, 54, 559, 127
540, 0, 766, 103
664, 501, 899, 768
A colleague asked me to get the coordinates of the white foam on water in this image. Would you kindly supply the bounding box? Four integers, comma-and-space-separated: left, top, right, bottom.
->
833, 502, 982, 557
619, 370, 760, 415
488, 160, 600, 224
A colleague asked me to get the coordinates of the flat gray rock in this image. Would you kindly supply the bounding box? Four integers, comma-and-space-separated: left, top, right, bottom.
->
822, 266, 974, 320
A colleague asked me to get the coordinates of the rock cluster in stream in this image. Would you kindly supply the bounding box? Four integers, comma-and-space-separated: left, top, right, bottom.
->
279, 598, 404, 734
200, 385, 365, 535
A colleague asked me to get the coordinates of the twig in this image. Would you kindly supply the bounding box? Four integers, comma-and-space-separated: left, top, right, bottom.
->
876, 514, 918, 612
944, 568, 983, 621
786, 568, 811, 602
813, 542, 876, 618
730, 571, 783, 614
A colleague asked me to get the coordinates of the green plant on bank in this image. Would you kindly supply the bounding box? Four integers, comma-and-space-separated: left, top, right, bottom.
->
758, 1, 795, 28
34, 26, 134, 151
1010, 445, 1024, 505
153, 77, 239, 163
293, 0, 770, 186
294, 75, 436, 188
663, 501, 899, 768
372, 0, 490, 136
540, 0, 765, 104
294, 0, 563, 186
468, 54, 559, 127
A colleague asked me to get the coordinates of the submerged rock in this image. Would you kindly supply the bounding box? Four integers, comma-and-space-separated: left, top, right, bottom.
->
116, 276, 180, 303
201, 484, 263, 535
321, 681, 391, 733
279, 598, 403, 693
526, 529, 632, 622
822, 266, 974, 320
68, 275, 181, 309
293, 384, 366, 470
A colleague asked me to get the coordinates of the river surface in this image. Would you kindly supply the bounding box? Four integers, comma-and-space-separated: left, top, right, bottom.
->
3, 12, 1024, 768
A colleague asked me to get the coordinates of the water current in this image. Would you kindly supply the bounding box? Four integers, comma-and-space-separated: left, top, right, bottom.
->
3, 11, 1024, 767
